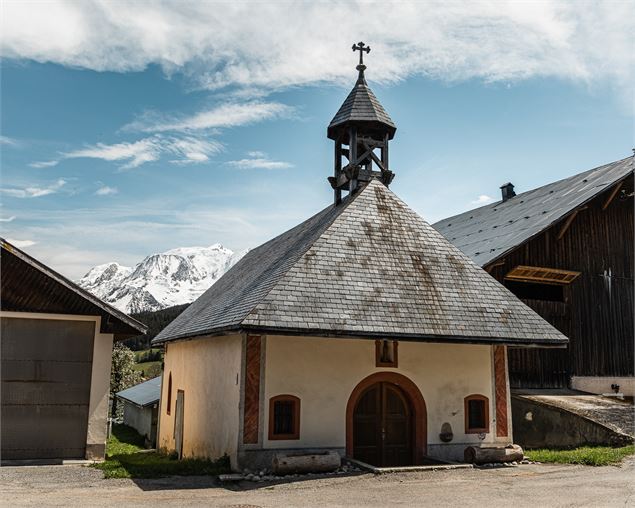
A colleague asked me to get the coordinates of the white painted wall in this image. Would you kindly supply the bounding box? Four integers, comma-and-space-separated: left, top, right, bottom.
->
263, 335, 504, 460
571, 376, 635, 397
158, 335, 242, 469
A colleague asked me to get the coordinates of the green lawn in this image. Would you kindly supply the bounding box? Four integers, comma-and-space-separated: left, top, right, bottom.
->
92, 424, 230, 479
526, 445, 635, 466
132, 360, 162, 376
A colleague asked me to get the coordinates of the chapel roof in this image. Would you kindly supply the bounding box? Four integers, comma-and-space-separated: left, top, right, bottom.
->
433, 156, 633, 267
153, 179, 567, 346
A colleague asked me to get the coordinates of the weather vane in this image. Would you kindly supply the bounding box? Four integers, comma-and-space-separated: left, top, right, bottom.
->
352, 41, 371, 68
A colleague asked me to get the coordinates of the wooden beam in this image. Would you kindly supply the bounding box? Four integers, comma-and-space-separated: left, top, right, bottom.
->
556, 206, 587, 240
602, 181, 623, 211
485, 260, 505, 274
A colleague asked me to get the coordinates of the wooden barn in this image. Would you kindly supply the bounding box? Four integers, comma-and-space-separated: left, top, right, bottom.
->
434, 157, 634, 393
1, 239, 146, 461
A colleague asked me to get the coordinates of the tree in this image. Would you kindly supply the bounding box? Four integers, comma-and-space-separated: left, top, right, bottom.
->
110, 343, 142, 419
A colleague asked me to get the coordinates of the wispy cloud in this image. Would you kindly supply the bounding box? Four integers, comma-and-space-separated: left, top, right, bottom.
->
0, 179, 66, 198
471, 194, 495, 205
29, 160, 60, 168
1, 2, 632, 105
38, 135, 222, 170
125, 101, 294, 133
228, 152, 293, 170
6, 238, 36, 248
0, 135, 18, 146
0, 215, 17, 222
95, 185, 118, 196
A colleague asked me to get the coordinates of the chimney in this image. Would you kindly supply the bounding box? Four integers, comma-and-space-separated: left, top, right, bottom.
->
500, 182, 516, 202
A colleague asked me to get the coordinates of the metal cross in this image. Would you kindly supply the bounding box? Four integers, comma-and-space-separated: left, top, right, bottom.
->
352, 41, 371, 66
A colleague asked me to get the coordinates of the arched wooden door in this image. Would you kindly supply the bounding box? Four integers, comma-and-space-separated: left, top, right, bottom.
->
352, 382, 413, 467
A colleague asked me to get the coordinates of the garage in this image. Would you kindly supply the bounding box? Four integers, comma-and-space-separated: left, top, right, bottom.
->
1, 318, 96, 459
0, 239, 146, 461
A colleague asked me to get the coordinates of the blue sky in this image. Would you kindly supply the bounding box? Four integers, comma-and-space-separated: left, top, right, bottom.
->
1, 1, 633, 279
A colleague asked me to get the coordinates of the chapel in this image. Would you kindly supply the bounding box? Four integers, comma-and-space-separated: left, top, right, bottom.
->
153, 44, 567, 470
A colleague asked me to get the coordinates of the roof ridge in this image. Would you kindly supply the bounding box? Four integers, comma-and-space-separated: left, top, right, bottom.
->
436, 155, 633, 225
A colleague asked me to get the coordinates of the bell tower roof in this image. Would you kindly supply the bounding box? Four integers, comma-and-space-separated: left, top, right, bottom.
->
327, 42, 396, 141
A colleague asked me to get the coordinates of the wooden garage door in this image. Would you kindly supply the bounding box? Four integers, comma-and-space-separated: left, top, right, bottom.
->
1, 318, 95, 460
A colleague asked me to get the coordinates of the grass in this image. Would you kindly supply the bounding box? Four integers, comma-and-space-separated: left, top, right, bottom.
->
525, 445, 635, 466
92, 424, 230, 479
132, 360, 161, 374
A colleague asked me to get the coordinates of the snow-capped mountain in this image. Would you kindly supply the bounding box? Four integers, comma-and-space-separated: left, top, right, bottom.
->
78, 244, 247, 314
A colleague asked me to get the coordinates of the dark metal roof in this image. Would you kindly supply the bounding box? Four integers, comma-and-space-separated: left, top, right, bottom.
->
154, 179, 567, 347
1, 238, 146, 337
116, 375, 161, 407
327, 76, 396, 140
433, 156, 633, 267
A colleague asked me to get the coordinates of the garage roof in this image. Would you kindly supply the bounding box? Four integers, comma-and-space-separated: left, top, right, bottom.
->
1, 238, 146, 337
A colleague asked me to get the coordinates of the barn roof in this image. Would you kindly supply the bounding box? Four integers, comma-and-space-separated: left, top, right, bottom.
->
116, 376, 161, 408
0, 238, 146, 337
433, 156, 633, 267
153, 179, 567, 347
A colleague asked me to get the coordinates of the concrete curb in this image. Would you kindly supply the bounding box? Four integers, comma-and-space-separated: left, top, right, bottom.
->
346, 458, 474, 474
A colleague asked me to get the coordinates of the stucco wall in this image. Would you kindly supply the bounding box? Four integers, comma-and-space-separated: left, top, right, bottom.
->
263, 335, 504, 462
571, 376, 635, 397
123, 404, 154, 444
158, 335, 242, 468
86, 326, 114, 459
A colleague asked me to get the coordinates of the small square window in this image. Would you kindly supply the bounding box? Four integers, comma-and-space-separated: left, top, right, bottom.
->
465, 395, 489, 434
375, 340, 398, 367
269, 395, 300, 440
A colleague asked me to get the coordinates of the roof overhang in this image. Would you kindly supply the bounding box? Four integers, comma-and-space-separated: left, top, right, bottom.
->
152, 324, 568, 348
1, 238, 147, 337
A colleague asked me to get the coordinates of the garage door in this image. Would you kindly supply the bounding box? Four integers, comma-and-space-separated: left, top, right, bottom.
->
1, 318, 95, 460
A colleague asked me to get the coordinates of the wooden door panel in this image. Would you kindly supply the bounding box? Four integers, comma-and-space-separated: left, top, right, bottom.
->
353, 382, 412, 467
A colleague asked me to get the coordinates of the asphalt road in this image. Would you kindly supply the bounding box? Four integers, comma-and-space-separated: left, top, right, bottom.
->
1, 458, 634, 507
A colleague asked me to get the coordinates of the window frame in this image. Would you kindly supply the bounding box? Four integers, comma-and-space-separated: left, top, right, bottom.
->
166, 372, 172, 415
375, 339, 399, 368
268, 394, 301, 440
464, 394, 490, 434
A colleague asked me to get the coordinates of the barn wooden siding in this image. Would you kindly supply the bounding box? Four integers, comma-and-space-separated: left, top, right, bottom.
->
488, 174, 634, 388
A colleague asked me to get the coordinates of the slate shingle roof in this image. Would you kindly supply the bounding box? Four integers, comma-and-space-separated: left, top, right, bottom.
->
154, 179, 567, 346
327, 78, 396, 140
433, 156, 633, 267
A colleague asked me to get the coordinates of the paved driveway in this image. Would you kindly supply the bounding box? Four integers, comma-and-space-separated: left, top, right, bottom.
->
1, 459, 634, 507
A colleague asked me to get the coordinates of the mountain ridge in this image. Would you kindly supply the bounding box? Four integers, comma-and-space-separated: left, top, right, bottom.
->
78, 244, 247, 313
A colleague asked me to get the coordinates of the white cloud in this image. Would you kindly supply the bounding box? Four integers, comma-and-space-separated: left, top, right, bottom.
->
6, 238, 36, 248
95, 185, 118, 196
228, 152, 293, 170
0, 179, 66, 198
0, 135, 18, 146
471, 194, 495, 205
0, 215, 17, 222
58, 135, 222, 169
29, 160, 60, 168
63, 138, 161, 170
125, 101, 293, 133
1, 2, 632, 104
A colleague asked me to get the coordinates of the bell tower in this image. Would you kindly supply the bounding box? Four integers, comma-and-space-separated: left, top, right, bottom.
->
327, 42, 397, 204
